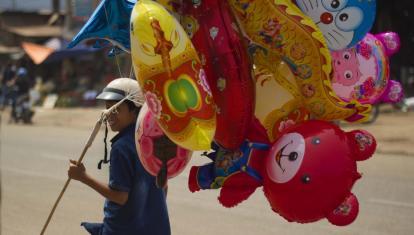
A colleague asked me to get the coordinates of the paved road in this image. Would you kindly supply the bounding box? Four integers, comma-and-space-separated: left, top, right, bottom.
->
1, 109, 413, 235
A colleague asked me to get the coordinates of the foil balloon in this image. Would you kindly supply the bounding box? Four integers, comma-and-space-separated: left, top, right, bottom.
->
130, 0, 216, 150
68, 0, 136, 52
295, 0, 376, 51
379, 80, 403, 104
153, 0, 176, 12
263, 120, 376, 225
375, 32, 401, 57
253, 55, 311, 141
331, 33, 403, 104
188, 119, 376, 226
176, 0, 255, 150
136, 103, 192, 188
188, 118, 270, 207
376, 32, 403, 103
227, 0, 371, 140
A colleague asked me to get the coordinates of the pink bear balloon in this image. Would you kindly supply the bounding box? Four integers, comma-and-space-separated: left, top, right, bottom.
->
135, 103, 192, 188
331, 32, 403, 104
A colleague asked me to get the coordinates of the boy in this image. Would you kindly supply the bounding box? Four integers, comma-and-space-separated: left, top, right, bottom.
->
68, 78, 170, 235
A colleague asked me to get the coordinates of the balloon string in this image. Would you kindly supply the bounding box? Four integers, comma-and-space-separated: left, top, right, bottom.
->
129, 64, 134, 79
103, 2, 123, 78
114, 53, 123, 78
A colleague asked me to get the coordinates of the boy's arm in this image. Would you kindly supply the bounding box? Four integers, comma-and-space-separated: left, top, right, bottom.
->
82, 173, 129, 205
68, 160, 128, 205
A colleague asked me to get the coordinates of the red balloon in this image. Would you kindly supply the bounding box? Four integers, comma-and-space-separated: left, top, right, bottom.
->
178, 0, 255, 150
327, 193, 360, 226
262, 120, 376, 225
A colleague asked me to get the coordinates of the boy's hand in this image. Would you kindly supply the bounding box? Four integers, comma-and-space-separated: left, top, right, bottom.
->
68, 159, 87, 182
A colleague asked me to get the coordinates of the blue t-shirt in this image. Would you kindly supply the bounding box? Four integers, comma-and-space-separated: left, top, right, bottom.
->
101, 123, 170, 235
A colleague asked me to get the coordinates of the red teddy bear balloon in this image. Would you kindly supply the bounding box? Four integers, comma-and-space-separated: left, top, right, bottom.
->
262, 120, 376, 226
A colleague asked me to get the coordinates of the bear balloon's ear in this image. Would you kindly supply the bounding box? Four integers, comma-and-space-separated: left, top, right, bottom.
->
375, 32, 401, 57
327, 193, 359, 226
346, 130, 377, 161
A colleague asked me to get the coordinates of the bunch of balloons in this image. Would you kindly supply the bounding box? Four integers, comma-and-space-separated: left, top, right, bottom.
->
69, 0, 403, 226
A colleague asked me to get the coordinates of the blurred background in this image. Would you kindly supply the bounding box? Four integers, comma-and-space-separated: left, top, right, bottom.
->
0, 0, 413, 108
0, 0, 132, 108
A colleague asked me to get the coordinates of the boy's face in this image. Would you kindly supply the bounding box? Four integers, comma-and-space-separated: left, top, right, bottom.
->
105, 100, 137, 132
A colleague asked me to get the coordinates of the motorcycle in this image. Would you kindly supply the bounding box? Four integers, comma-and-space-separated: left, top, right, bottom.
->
10, 93, 34, 124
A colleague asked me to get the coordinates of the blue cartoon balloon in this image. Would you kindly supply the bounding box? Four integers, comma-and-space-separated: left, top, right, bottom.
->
295, 0, 376, 51
68, 0, 136, 52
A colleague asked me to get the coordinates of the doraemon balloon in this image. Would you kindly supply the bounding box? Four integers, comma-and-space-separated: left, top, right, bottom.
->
295, 0, 376, 50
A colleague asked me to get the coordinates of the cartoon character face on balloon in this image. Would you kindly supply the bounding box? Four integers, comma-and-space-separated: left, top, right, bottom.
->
263, 120, 376, 225
180, 15, 199, 39
332, 48, 361, 86
295, 0, 376, 50
331, 33, 403, 104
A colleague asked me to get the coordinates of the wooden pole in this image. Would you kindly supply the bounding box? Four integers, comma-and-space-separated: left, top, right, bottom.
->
40, 117, 103, 235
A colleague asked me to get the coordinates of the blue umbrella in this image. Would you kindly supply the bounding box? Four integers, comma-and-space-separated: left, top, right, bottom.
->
68, 0, 137, 53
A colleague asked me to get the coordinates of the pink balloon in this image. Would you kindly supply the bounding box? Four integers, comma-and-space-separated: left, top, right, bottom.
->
375, 32, 401, 57
331, 33, 403, 104
380, 79, 404, 103
135, 104, 192, 185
